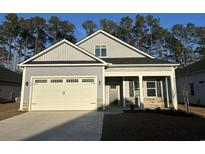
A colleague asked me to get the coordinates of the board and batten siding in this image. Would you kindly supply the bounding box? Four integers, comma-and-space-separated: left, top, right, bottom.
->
78, 32, 145, 58
34, 43, 95, 61
22, 66, 104, 110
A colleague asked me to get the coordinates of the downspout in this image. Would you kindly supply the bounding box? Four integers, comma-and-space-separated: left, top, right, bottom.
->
19, 66, 26, 111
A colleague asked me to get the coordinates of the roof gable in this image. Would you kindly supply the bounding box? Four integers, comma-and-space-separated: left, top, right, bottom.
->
33, 42, 95, 62
19, 39, 107, 66
76, 30, 154, 59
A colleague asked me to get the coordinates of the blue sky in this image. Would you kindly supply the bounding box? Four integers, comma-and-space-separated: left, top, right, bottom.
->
0, 13, 205, 40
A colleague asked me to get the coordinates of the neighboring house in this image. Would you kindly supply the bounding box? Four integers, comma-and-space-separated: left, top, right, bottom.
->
176, 59, 205, 106
0, 66, 21, 102
18, 30, 179, 111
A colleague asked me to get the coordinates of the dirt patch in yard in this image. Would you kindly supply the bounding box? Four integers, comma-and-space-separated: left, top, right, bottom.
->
178, 104, 205, 117
0, 103, 26, 121
101, 110, 205, 141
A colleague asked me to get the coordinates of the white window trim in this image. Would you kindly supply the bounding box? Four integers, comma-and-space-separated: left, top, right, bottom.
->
145, 80, 162, 98
94, 44, 108, 58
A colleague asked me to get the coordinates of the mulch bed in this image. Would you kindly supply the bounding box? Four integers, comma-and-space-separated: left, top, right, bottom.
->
0, 103, 26, 121
101, 110, 205, 141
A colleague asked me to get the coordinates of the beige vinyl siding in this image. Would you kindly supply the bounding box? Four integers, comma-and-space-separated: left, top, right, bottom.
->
34, 43, 95, 61
78, 32, 145, 58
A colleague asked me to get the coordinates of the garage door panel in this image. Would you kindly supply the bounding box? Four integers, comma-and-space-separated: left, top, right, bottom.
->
31, 77, 97, 110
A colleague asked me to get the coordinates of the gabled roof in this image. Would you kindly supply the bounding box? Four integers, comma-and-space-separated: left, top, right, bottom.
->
76, 30, 154, 59
19, 39, 107, 67
101, 58, 178, 66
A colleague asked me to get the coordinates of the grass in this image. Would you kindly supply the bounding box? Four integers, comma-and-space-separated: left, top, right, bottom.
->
0, 103, 26, 121
101, 110, 205, 141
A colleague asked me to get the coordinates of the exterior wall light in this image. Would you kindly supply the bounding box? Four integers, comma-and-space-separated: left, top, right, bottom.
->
25, 82, 29, 86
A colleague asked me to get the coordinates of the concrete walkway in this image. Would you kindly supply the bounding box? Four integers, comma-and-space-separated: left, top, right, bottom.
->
0, 111, 104, 141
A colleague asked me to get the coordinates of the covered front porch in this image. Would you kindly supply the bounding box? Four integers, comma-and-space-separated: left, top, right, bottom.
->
104, 75, 177, 110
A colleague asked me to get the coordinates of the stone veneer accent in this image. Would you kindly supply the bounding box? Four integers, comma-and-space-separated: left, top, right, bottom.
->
143, 98, 165, 109
97, 98, 103, 110
23, 101, 29, 111
125, 98, 138, 105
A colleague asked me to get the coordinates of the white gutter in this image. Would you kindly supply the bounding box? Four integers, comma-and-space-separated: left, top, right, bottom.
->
18, 63, 108, 67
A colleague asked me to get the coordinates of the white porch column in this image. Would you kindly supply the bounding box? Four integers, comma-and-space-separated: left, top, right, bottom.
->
102, 68, 105, 110
165, 77, 170, 108
170, 71, 178, 110
139, 75, 144, 109
122, 77, 126, 107
19, 67, 26, 111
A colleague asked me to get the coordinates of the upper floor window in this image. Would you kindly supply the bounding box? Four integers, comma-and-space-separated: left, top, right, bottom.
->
190, 83, 195, 96
95, 44, 107, 57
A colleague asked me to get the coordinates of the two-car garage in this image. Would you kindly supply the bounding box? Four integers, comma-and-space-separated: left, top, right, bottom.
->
30, 77, 97, 111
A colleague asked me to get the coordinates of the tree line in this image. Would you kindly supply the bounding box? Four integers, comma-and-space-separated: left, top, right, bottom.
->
0, 14, 205, 71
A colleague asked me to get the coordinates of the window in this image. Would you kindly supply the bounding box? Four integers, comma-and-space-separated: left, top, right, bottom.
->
146, 81, 157, 97
82, 79, 94, 83
35, 80, 47, 83
129, 81, 139, 97
134, 81, 140, 97
146, 80, 162, 97
51, 79, 63, 83
66, 79, 78, 83
110, 85, 117, 89
95, 44, 107, 57
190, 83, 195, 96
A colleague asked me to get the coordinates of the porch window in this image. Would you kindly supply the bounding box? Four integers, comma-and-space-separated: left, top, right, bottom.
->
146, 81, 156, 97
95, 44, 107, 57
146, 80, 162, 97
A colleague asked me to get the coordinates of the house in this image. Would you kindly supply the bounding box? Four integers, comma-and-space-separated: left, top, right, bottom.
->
0, 66, 21, 102
176, 59, 205, 106
18, 30, 179, 111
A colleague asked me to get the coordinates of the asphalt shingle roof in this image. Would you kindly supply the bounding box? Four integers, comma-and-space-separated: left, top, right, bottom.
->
176, 59, 205, 76
101, 57, 175, 64
27, 60, 101, 64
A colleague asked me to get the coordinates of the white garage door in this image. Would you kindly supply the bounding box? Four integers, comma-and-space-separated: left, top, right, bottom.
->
31, 77, 97, 110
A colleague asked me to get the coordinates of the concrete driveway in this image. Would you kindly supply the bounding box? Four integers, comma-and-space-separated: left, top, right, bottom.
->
0, 111, 104, 141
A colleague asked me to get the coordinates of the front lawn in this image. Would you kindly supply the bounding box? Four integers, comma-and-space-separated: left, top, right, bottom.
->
101, 110, 205, 141
0, 103, 26, 121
